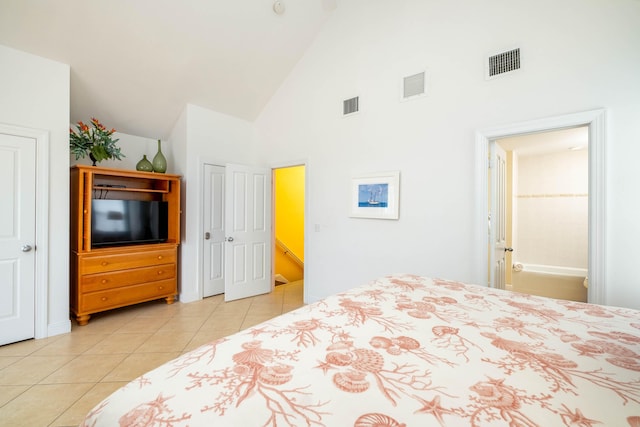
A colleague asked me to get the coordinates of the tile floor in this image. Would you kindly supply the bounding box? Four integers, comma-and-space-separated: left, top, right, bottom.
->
0, 281, 304, 427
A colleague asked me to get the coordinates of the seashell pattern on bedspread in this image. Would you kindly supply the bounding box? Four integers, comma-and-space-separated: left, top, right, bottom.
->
80, 274, 640, 426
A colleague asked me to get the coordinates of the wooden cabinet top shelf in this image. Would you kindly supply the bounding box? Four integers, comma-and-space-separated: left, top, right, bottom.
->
72, 165, 181, 180
92, 185, 169, 194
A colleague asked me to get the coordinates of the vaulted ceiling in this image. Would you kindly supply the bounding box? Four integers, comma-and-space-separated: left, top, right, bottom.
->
0, 0, 335, 138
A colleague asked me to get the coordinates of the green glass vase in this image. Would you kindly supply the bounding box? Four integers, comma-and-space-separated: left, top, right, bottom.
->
152, 139, 167, 173
136, 154, 153, 172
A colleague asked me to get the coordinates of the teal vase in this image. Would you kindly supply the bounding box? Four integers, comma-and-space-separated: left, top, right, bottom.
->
152, 139, 167, 173
136, 155, 153, 172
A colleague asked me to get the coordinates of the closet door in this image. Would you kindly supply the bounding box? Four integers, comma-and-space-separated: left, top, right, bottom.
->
224, 163, 272, 301
0, 132, 36, 345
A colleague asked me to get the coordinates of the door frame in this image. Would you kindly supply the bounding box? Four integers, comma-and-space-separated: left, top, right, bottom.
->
270, 159, 309, 304
0, 123, 49, 339
474, 109, 605, 304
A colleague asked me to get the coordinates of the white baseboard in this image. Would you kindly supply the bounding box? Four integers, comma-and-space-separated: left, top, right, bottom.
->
44, 320, 71, 339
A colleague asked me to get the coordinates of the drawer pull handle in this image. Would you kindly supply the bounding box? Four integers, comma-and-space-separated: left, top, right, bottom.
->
157, 270, 164, 275
157, 255, 163, 260
158, 286, 164, 290
101, 279, 108, 284
101, 262, 108, 266
101, 297, 108, 301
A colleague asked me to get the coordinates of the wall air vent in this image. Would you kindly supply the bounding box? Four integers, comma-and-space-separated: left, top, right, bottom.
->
343, 96, 359, 116
402, 71, 426, 99
486, 48, 521, 79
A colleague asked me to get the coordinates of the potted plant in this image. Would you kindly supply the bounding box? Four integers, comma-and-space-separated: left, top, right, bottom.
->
70, 117, 124, 165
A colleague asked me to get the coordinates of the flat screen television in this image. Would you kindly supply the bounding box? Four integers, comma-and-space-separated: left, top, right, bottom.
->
91, 199, 168, 248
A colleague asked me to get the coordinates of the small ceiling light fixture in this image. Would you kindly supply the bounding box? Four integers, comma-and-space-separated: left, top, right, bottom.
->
273, 1, 285, 15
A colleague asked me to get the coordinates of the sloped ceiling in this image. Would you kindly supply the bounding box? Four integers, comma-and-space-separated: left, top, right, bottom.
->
0, 0, 335, 138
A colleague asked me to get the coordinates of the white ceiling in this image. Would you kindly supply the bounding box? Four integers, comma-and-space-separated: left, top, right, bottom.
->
0, 0, 335, 138
497, 126, 589, 157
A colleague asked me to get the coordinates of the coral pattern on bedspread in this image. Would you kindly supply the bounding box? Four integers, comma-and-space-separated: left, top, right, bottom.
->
80, 274, 640, 426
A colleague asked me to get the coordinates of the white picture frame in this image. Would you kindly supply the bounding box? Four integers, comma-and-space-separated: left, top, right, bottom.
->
349, 171, 400, 219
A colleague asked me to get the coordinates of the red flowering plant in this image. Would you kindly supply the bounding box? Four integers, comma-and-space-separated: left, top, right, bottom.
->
69, 117, 124, 164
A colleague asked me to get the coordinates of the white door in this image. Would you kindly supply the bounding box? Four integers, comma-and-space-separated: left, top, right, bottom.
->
489, 142, 509, 290
203, 164, 226, 297
224, 163, 272, 301
0, 133, 36, 346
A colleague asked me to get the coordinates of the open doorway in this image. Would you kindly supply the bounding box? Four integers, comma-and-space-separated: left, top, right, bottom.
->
476, 109, 606, 305
273, 165, 305, 304
495, 126, 588, 302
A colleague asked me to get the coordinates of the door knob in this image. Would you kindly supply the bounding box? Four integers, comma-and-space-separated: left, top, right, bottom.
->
504, 247, 514, 252
226, 237, 234, 242
204, 232, 211, 240
21, 244, 33, 252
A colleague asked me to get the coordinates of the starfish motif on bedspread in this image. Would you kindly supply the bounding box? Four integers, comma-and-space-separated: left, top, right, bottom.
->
558, 405, 602, 427
413, 394, 463, 426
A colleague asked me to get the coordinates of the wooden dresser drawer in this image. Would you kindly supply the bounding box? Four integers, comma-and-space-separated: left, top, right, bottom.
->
81, 263, 176, 293
80, 248, 176, 274
80, 279, 176, 312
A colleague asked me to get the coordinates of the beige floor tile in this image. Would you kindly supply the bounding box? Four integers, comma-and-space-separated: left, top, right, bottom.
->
135, 331, 196, 353
201, 314, 245, 331
30, 333, 109, 356
113, 315, 170, 334
84, 333, 152, 354
0, 355, 76, 385
183, 327, 240, 353
241, 313, 281, 329
0, 384, 29, 407
101, 352, 181, 382
0, 383, 93, 427
0, 356, 21, 370
50, 381, 127, 427
70, 314, 134, 335
172, 299, 221, 317
0, 336, 59, 357
40, 354, 127, 384
156, 315, 208, 332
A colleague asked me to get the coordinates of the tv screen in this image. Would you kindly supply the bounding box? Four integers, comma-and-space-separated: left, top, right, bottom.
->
91, 199, 168, 248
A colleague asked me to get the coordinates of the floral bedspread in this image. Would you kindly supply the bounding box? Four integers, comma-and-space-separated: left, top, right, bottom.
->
81, 274, 640, 426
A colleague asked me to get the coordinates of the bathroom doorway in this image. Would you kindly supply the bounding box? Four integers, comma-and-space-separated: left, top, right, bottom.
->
478, 109, 605, 306
496, 126, 588, 302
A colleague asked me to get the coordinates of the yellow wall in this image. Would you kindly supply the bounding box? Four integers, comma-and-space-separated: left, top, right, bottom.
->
274, 165, 305, 281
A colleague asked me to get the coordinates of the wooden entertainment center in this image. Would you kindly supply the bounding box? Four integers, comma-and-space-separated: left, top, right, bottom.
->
70, 165, 181, 325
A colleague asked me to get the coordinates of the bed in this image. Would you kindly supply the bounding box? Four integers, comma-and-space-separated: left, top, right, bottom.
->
80, 274, 640, 426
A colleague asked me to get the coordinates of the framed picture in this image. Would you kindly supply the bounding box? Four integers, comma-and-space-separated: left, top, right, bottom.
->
349, 171, 400, 219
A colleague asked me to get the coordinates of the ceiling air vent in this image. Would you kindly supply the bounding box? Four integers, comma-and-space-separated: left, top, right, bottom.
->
486, 48, 521, 79
343, 96, 359, 116
402, 71, 426, 99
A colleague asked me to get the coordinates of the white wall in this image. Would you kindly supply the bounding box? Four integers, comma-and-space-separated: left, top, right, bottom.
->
254, 0, 640, 309
177, 104, 257, 302
0, 44, 71, 336
515, 150, 588, 269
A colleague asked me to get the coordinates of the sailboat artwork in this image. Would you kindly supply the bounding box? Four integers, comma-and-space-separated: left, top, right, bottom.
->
350, 171, 399, 219
358, 183, 389, 207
